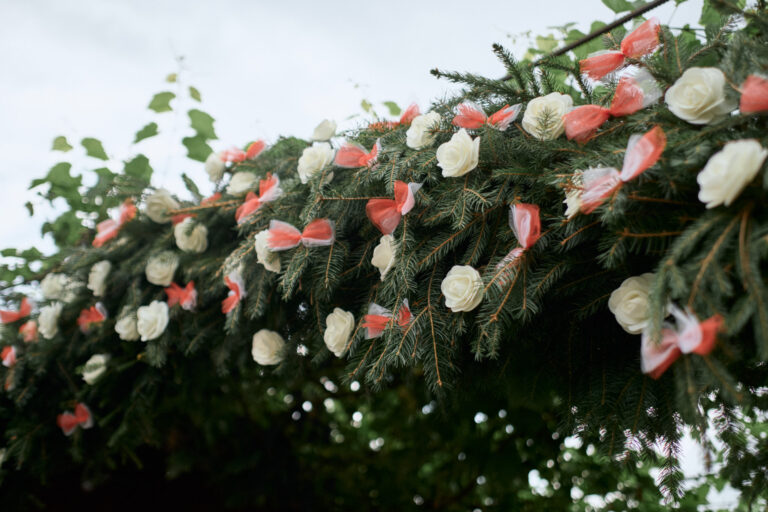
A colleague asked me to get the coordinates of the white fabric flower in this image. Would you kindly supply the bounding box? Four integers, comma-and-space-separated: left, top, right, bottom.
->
136, 300, 169, 341
145, 189, 180, 224
174, 217, 208, 253
82, 354, 109, 385
312, 119, 337, 141
254, 230, 280, 273
406, 112, 442, 149
115, 307, 140, 341
697, 139, 768, 209
205, 152, 226, 182
371, 235, 396, 280
38, 302, 63, 339
40, 273, 78, 302
608, 273, 655, 334
324, 308, 354, 357
521, 92, 573, 140
227, 172, 258, 196
665, 67, 736, 125
436, 129, 480, 178
251, 329, 286, 365
145, 251, 179, 287
297, 142, 335, 184
87, 260, 111, 297
441, 265, 484, 312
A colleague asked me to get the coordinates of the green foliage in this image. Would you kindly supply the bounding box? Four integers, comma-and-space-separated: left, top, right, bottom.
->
52, 135, 73, 152
81, 137, 109, 160
148, 91, 175, 113
134, 122, 158, 143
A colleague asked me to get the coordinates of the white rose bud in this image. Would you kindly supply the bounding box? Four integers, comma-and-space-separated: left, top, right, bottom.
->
38, 302, 63, 339
227, 172, 258, 196
441, 265, 484, 313
436, 129, 480, 178
136, 300, 169, 341
145, 189, 180, 224
82, 354, 109, 385
406, 112, 442, 149
521, 92, 573, 140
145, 251, 179, 287
324, 308, 355, 357
697, 139, 768, 209
254, 230, 280, 273
115, 307, 140, 341
205, 152, 226, 182
665, 67, 737, 125
174, 217, 209, 254
371, 235, 396, 281
312, 119, 337, 141
608, 273, 655, 334
40, 273, 78, 302
87, 260, 111, 297
297, 142, 335, 184
251, 329, 286, 365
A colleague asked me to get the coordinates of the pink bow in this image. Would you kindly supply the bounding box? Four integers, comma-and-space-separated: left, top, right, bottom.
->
579, 17, 661, 80
93, 199, 137, 248
362, 299, 413, 339
1, 346, 17, 368
165, 281, 198, 311
740, 74, 768, 114
334, 140, 381, 168
369, 103, 421, 131
495, 204, 541, 287
452, 101, 522, 131
219, 140, 266, 164
641, 305, 723, 379
235, 173, 283, 224
580, 126, 666, 214
19, 320, 38, 343
0, 297, 32, 324
202, 192, 222, 205
77, 303, 107, 333
266, 219, 335, 251
365, 181, 422, 235
222, 270, 246, 315
57, 403, 94, 436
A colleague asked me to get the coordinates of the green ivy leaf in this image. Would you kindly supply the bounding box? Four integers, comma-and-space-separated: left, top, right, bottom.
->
166, 73, 177, 83
182, 135, 213, 162
148, 91, 176, 113
601, 0, 634, 13
134, 122, 159, 143
1, 248, 17, 257
123, 155, 153, 185
24, 201, 34, 216
536, 34, 558, 53
52, 136, 73, 152
82, 138, 109, 160
361, 99, 373, 113
189, 86, 202, 102
188, 109, 217, 140
29, 163, 82, 207
382, 101, 401, 116
42, 211, 84, 248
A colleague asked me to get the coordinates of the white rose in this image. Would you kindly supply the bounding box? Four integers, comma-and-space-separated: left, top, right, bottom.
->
251, 329, 286, 365
254, 230, 280, 273
665, 67, 737, 125
227, 172, 258, 196
312, 119, 337, 141
38, 302, 63, 339
697, 139, 768, 209
82, 354, 109, 385
406, 112, 442, 149
40, 273, 78, 302
371, 235, 396, 280
608, 273, 655, 334
521, 92, 573, 140
441, 265, 484, 313
136, 300, 169, 341
87, 260, 111, 297
145, 189, 180, 224
115, 307, 140, 341
205, 152, 226, 182
145, 251, 179, 287
174, 217, 208, 253
436, 129, 480, 178
298, 142, 335, 184
324, 308, 355, 357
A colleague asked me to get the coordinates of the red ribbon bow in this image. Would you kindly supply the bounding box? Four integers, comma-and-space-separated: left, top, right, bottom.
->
495, 204, 541, 287
57, 403, 94, 436
740, 74, 768, 114
0, 297, 31, 324
579, 17, 660, 81
235, 173, 283, 224
1, 346, 17, 368
93, 199, 137, 248
580, 126, 666, 214
77, 303, 107, 333
222, 270, 246, 315
369, 103, 421, 131
202, 192, 222, 205
19, 321, 38, 343
165, 281, 198, 311
362, 300, 413, 339
266, 219, 335, 251
219, 140, 267, 164
452, 101, 522, 131
641, 305, 723, 379
334, 140, 381, 168
366, 181, 423, 235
